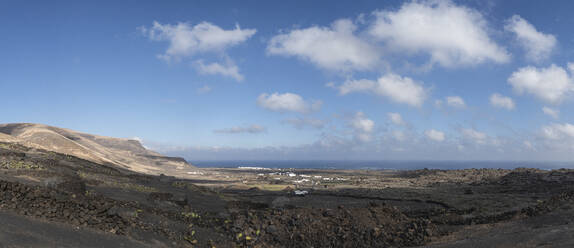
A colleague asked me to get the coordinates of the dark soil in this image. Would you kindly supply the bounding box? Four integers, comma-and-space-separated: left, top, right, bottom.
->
2, 141, 574, 247
227, 204, 434, 247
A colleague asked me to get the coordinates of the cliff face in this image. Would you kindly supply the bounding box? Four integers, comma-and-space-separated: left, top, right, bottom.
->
0, 123, 195, 175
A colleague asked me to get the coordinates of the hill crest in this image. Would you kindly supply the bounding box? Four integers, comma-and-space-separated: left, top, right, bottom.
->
0, 123, 195, 175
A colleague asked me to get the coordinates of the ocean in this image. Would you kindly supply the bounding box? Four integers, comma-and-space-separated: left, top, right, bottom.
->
189, 160, 574, 170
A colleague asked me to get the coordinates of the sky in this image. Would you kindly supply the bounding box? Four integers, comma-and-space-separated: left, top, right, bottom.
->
1, 0, 574, 161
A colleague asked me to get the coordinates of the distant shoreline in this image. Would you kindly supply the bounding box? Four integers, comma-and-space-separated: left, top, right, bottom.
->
190, 160, 574, 170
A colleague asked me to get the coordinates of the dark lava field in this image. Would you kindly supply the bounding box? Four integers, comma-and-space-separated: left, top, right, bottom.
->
1, 141, 574, 247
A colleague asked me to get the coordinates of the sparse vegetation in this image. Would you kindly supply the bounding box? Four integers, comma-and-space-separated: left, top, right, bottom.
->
182, 211, 200, 219
0, 143, 12, 149
172, 180, 196, 190
246, 184, 290, 191
78, 171, 157, 193
106, 181, 158, 193
0, 160, 43, 170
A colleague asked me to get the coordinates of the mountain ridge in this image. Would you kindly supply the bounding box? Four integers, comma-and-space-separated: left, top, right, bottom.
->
0, 123, 195, 175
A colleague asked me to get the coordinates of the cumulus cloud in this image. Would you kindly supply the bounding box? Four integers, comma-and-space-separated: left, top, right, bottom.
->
257, 92, 322, 113
425, 129, 445, 142
282, 118, 325, 129
141, 21, 256, 62
541, 123, 574, 140
505, 15, 557, 62
194, 60, 243, 81
489, 93, 515, 110
542, 106, 559, 119
387, 112, 406, 126
508, 64, 574, 104
334, 79, 376, 95
268, 1, 510, 73
446, 96, 466, 108
351, 112, 374, 133
350, 112, 375, 142
539, 123, 574, 152
369, 0, 509, 67
213, 124, 266, 134
375, 74, 428, 107
267, 19, 380, 72
333, 74, 427, 107
140, 21, 255, 80
461, 128, 487, 144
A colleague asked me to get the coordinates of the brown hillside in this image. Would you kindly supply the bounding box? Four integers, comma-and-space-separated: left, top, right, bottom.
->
0, 123, 195, 175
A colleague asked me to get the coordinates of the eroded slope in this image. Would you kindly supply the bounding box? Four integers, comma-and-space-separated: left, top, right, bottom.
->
0, 123, 194, 175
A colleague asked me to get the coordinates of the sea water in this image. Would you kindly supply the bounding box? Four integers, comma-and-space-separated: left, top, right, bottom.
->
190, 160, 574, 170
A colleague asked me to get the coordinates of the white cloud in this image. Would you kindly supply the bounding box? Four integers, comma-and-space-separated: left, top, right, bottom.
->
541, 123, 574, 140
370, 74, 427, 107
196, 85, 212, 94
505, 15, 556, 62
387, 112, 406, 126
539, 123, 574, 152
350, 112, 375, 142
351, 112, 374, 133
194, 60, 243, 81
542, 106, 559, 119
376, 74, 427, 107
336, 79, 376, 95
141, 21, 256, 62
213, 124, 266, 134
369, 0, 509, 67
446, 96, 466, 108
283, 118, 325, 129
257, 92, 321, 113
425, 129, 445, 142
334, 73, 427, 107
508, 64, 574, 104
158, 124, 574, 160
325, 82, 336, 89
392, 130, 406, 141
489, 93, 515, 110
267, 19, 380, 72
461, 128, 487, 144
131, 137, 149, 149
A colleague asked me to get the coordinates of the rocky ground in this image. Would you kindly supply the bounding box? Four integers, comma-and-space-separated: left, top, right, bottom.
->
1, 141, 574, 247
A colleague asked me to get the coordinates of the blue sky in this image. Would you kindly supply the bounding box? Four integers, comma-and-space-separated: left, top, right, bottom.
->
2, 0, 574, 161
